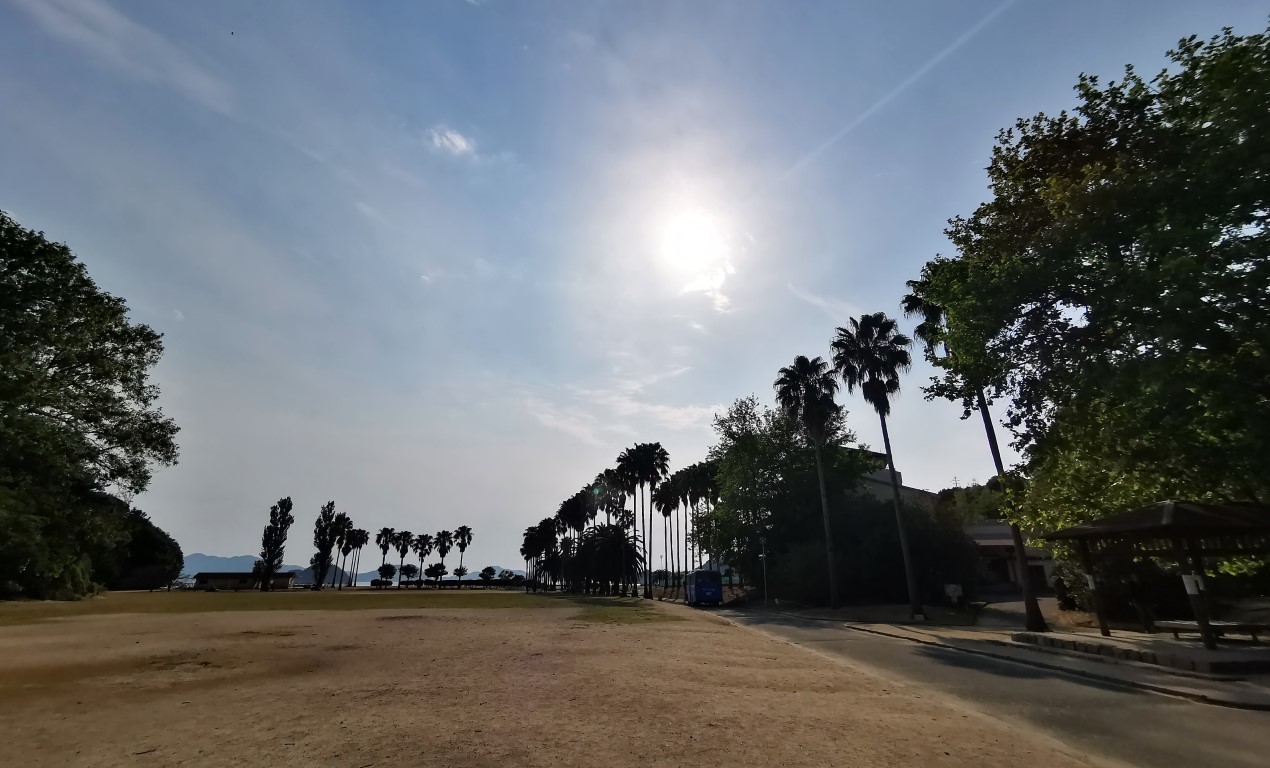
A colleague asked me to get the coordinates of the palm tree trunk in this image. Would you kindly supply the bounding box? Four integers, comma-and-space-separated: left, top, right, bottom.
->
879, 412, 922, 618
976, 389, 1048, 632
662, 513, 669, 598
458, 550, 465, 589
813, 442, 840, 607
397, 556, 405, 589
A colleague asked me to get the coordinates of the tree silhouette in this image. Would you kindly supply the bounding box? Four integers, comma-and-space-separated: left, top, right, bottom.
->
479, 566, 496, 587
832, 312, 921, 617
775, 355, 844, 606
376, 527, 395, 566
454, 526, 473, 587
309, 501, 339, 589
400, 563, 419, 584
392, 530, 413, 589
257, 497, 294, 592
412, 533, 434, 589
435, 530, 454, 582
329, 512, 351, 588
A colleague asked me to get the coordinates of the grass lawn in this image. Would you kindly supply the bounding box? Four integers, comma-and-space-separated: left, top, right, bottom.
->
0, 586, 544, 626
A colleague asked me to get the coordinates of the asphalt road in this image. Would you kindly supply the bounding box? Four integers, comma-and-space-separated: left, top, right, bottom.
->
722, 610, 1270, 768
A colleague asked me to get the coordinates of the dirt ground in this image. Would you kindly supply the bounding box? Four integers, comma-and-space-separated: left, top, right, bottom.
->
0, 590, 1109, 767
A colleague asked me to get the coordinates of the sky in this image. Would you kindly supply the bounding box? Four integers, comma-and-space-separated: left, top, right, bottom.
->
2, 0, 1265, 572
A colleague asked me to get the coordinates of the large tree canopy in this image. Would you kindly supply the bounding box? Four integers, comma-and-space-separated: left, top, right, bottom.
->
1, 211, 179, 493
912, 27, 1270, 530
1, 212, 180, 597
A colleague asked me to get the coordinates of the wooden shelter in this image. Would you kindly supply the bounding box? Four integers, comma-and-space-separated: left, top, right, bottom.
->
1042, 501, 1270, 649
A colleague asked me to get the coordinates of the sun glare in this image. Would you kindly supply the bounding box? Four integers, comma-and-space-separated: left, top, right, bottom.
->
658, 209, 728, 278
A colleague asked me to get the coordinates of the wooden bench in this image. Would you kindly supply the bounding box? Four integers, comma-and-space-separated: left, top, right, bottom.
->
1155, 620, 1266, 642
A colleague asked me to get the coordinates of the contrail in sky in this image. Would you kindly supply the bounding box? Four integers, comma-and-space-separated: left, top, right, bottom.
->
785, 0, 1018, 177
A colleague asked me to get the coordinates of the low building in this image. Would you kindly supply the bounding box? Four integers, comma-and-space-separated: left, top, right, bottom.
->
193, 571, 297, 591
964, 521, 1056, 591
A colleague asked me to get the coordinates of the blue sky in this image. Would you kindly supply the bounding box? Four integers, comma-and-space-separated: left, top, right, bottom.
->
2, 0, 1264, 570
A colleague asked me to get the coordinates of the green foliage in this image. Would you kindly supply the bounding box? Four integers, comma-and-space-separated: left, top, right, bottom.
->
479, 566, 497, 583
400, 563, 419, 580
934, 484, 1005, 525
914, 26, 1270, 532
424, 562, 449, 586
0, 212, 181, 598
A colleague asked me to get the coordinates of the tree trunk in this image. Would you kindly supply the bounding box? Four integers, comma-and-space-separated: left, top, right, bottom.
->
397, 556, 405, 588
458, 550, 465, 589
976, 389, 1048, 632
879, 413, 922, 618
813, 442, 840, 607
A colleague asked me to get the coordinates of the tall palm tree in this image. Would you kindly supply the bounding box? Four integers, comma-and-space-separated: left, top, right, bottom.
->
832, 312, 921, 618
376, 527, 395, 566
393, 530, 413, 588
631, 443, 670, 598
334, 516, 355, 589
435, 530, 454, 586
349, 528, 369, 587
614, 450, 640, 596
412, 533, 434, 589
902, 284, 1047, 631
775, 355, 844, 606
329, 513, 351, 588
454, 526, 474, 587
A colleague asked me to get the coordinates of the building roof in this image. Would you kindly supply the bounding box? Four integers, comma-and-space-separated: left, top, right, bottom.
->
194, 572, 295, 579
1043, 501, 1270, 541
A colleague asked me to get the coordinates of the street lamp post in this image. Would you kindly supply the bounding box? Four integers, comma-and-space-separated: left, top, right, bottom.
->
759, 536, 768, 607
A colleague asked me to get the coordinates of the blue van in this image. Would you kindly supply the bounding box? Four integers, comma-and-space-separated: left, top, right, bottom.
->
685, 569, 723, 607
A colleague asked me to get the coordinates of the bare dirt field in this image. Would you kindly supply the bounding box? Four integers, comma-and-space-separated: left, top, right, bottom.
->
0, 590, 1111, 767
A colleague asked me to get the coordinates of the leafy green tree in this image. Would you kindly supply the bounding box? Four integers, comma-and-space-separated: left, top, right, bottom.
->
453, 565, 469, 585
400, 563, 419, 584
376, 562, 396, 588
832, 312, 922, 617
918, 25, 1270, 535
309, 502, 339, 588
902, 286, 1048, 631
775, 356, 844, 606
257, 497, 294, 592
479, 566, 497, 586
1, 212, 180, 598
425, 562, 449, 588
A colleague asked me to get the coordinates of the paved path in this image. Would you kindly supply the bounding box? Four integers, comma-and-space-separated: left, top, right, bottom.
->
723, 610, 1270, 768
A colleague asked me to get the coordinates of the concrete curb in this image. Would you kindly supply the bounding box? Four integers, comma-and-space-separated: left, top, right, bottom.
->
836, 622, 1270, 712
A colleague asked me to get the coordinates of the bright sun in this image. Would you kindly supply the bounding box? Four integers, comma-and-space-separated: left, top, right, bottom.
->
658, 209, 728, 278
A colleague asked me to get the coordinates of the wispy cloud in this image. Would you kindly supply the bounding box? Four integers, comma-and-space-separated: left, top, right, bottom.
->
12, 0, 235, 115
523, 397, 628, 445
427, 125, 477, 157
787, 283, 862, 325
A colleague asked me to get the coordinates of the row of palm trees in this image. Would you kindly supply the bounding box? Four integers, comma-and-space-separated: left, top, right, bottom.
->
520, 305, 1045, 627
373, 526, 475, 588
521, 448, 721, 598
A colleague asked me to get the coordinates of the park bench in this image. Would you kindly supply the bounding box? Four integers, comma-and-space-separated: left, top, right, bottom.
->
1155, 620, 1266, 642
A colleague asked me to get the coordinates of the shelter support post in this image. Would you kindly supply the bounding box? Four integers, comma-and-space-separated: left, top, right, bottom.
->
1176, 538, 1218, 650
1076, 540, 1110, 637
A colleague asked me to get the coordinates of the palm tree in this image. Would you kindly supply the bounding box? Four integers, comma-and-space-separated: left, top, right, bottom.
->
349, 528, 369, 587
329, 513, 351, 588
629, 442, 670, 597
435, 530, 454, 587
454, 526, 474, 587
832, 312, 921, 617
614, 450, 640, 596
653, 480, 678, 597
393, 530, 413, 588
412, 533, 434, 589
902, 284, 1047, 631
376, 527, 395, 566
775, 355, 844, 606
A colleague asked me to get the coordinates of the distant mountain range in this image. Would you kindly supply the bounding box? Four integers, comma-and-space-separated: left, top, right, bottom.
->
182, 553, 524, 584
